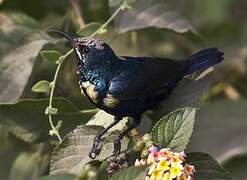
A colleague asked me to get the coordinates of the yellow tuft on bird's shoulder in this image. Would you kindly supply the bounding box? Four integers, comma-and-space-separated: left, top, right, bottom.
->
103, 93, 120, 108
80, 81, 99, 103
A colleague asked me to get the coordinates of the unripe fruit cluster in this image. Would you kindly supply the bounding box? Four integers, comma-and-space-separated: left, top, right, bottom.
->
134, 134, 154, 158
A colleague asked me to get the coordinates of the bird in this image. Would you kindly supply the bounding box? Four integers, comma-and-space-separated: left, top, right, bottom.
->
48, 29, 224, 159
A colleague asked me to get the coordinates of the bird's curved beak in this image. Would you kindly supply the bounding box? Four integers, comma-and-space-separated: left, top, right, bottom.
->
47, 29, 77, 47
47, 29, 86, 66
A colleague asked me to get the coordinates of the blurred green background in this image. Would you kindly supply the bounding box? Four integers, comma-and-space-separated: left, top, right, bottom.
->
0, 0, 247, 179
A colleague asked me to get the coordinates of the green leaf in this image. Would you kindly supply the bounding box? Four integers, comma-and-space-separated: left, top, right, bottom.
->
110, 166, 147, 180
0, 38, 50, 103
188, 100, 247, 163
10, 150, 49, 180
40, 50, 62, 64
76, 22, 102, 36
32, 80, 51, 93
0, 98, 93, 143
4, 11, 39, 28
108, 0, 123, 7
151, 107, 196, 151
116, 0, 195, 33
224, 155, 247, 180
97, 161, 109, 180
187, 152, 233, 180
38, 174, 76, 180
0, 12, 51, 103
0, 136, 31, 179
0, 126, 8, 149
50, 125, 129, 175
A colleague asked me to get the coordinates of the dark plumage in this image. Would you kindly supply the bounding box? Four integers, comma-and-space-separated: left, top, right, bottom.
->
48, 30, 224, 159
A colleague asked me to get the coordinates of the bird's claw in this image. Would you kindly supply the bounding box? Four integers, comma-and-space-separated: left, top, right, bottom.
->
89, 136, 105, 159
113, 134, 122, 155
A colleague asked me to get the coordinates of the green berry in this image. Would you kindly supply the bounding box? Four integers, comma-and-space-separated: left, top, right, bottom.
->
134, 141, 145, 151
145, 141, 154, 148
142, 134, 152, 142
141, 149, 149, 158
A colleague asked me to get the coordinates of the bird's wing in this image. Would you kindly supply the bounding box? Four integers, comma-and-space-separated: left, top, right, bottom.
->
108, 56, 189, 101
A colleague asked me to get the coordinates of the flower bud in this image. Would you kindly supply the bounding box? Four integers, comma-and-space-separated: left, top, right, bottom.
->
141, 149, 149, 158
145, 141, 154, 148
142, 134, 152, 142
134, 141, 145, 151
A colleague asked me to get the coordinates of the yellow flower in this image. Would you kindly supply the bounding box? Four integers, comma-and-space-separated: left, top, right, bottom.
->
170, 153, 183, 166
135, 145, 195, 180
160, 148, 173, 159
163, 172, 173, 180
156, 158, 170, 171
150, 169, 163, 180
170, 164, 184, 179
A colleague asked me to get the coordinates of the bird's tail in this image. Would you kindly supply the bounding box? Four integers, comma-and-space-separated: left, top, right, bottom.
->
183, 48, 224, 75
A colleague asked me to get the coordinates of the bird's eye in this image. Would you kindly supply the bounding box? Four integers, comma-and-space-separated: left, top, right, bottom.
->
83, 47, 90, 54
79, 45, 90, 54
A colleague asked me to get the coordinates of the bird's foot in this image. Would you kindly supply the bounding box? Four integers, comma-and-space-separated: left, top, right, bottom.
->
113, 134, 123, 155
89, 136, 105, 159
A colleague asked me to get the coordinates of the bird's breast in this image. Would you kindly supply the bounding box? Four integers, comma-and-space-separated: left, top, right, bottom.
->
79, 81, 120, 109
80, 81, 98, 103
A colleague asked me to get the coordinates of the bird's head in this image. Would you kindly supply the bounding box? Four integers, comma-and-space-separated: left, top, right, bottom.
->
48, 29, 118, 69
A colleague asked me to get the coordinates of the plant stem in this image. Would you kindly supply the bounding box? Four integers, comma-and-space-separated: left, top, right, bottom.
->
79, 108, 99, 114
90, 2, 124, 37
48, 49, 73, 142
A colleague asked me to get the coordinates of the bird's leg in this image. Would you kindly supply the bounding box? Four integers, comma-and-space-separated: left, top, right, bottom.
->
113, 116, 141, 155
89, 116, 122, 159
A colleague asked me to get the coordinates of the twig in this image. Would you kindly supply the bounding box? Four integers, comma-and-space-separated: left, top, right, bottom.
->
90, 2, 124, 37
69, 0, 85, 28
79, 108, 99, 114
48, 49, 73, 142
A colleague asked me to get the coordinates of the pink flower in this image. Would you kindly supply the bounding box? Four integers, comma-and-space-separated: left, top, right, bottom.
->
149, 145, 159, 153
135, 145, 195, 180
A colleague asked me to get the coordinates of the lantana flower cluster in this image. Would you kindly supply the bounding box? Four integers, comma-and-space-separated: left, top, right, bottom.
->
135, 145, 195, 180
